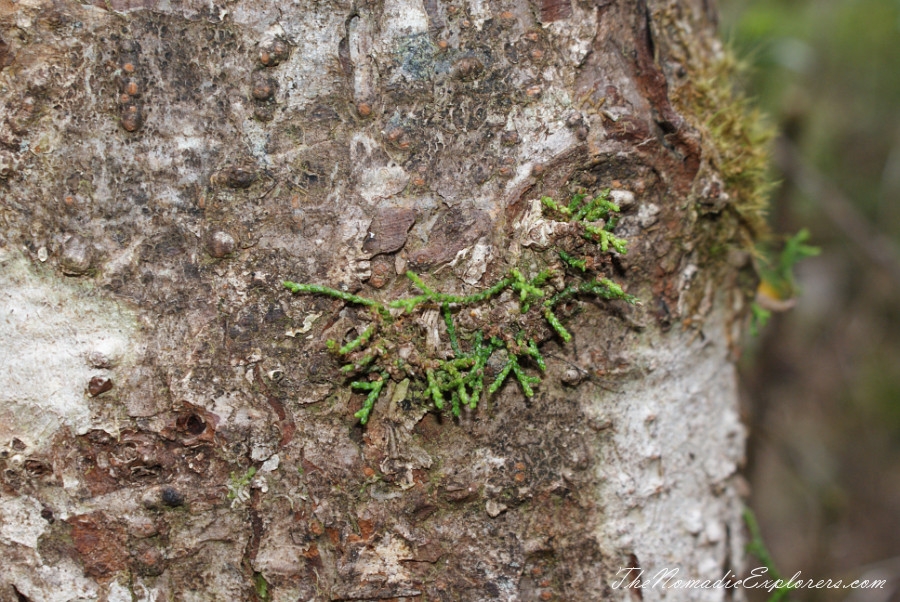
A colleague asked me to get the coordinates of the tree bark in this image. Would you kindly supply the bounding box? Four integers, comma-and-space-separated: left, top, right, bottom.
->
0, 0, 754, 600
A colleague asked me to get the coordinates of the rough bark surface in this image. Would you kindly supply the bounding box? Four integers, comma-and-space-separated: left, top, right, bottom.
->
0, 0, 753, 600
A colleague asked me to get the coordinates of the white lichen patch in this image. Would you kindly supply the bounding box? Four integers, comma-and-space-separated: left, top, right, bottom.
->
485, 499, 508, 518
450, 241, 493, 285
467, 0, 491, 30
610, 189, 636, 209
349, 15, 378, 104
0, 495, 45, 548
10, 557, 99, 602
470, 448, 508, 476
252, 523, 310, 577
0, 249, 140, 451
544, 1, 598, 66
417, 309, 442, 354
637, 202, 661, 227
285, 311, 321, 336
381, 0, 429, 37
515, 199, 569, 251
358, 164, 410, 203
358, 534, 415, 585
1, 495, 98, 601
591, 304, 747, 601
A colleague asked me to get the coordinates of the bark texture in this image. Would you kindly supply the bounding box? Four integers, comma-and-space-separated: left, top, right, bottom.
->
0, 0, 754, 600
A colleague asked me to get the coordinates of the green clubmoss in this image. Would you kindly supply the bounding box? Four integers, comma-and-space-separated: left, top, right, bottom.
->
284, 190, 639, 425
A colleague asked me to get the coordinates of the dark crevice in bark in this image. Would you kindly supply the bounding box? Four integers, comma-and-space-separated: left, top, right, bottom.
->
12, 585, 31, 602
723, 520, 737, 600
339, 6, 361, 78
241, 505, 266, 600
627, 552, 645, 600
338, 33, 352, 77
632, 0, 702, 183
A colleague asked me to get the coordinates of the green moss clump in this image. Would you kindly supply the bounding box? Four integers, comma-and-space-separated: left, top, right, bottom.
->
226, 466, 257, 506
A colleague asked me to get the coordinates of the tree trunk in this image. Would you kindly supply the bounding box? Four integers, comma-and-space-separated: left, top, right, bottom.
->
0, 0, 756, 600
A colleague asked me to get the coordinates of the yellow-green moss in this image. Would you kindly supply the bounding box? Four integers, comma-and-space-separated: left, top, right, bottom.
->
674, 51, 777, 241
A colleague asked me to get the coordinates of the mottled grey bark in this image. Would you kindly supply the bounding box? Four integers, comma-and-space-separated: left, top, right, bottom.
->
0, 0, 754, 600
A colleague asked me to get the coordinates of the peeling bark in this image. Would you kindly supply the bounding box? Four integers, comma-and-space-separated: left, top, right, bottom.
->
0, 0, 754, 600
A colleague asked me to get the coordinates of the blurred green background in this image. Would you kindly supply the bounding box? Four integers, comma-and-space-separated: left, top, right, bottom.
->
720, 0, 900, 599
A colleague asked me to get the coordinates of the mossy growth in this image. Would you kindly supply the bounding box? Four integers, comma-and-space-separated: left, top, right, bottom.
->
253, 572, 270, 602
673, 50, 777, 241
226, 466, 257, 506
284, 190, 638, 425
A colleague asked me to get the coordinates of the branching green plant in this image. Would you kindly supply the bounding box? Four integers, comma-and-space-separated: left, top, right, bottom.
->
751, 228, 820, 334
744, 508, 796, 601
757, 228, 820, 301
284, 190, 639, 425
351, 371, 388, 424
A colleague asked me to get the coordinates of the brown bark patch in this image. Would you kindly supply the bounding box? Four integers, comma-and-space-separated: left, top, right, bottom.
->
363, 208, 416, 256
0, 38, 13, 71
408, 209, 490, 269
67, 513, 129, 578
540, 0, 572, 23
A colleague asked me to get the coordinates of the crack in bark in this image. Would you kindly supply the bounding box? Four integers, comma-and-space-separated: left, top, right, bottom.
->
632, 0, 702, 182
